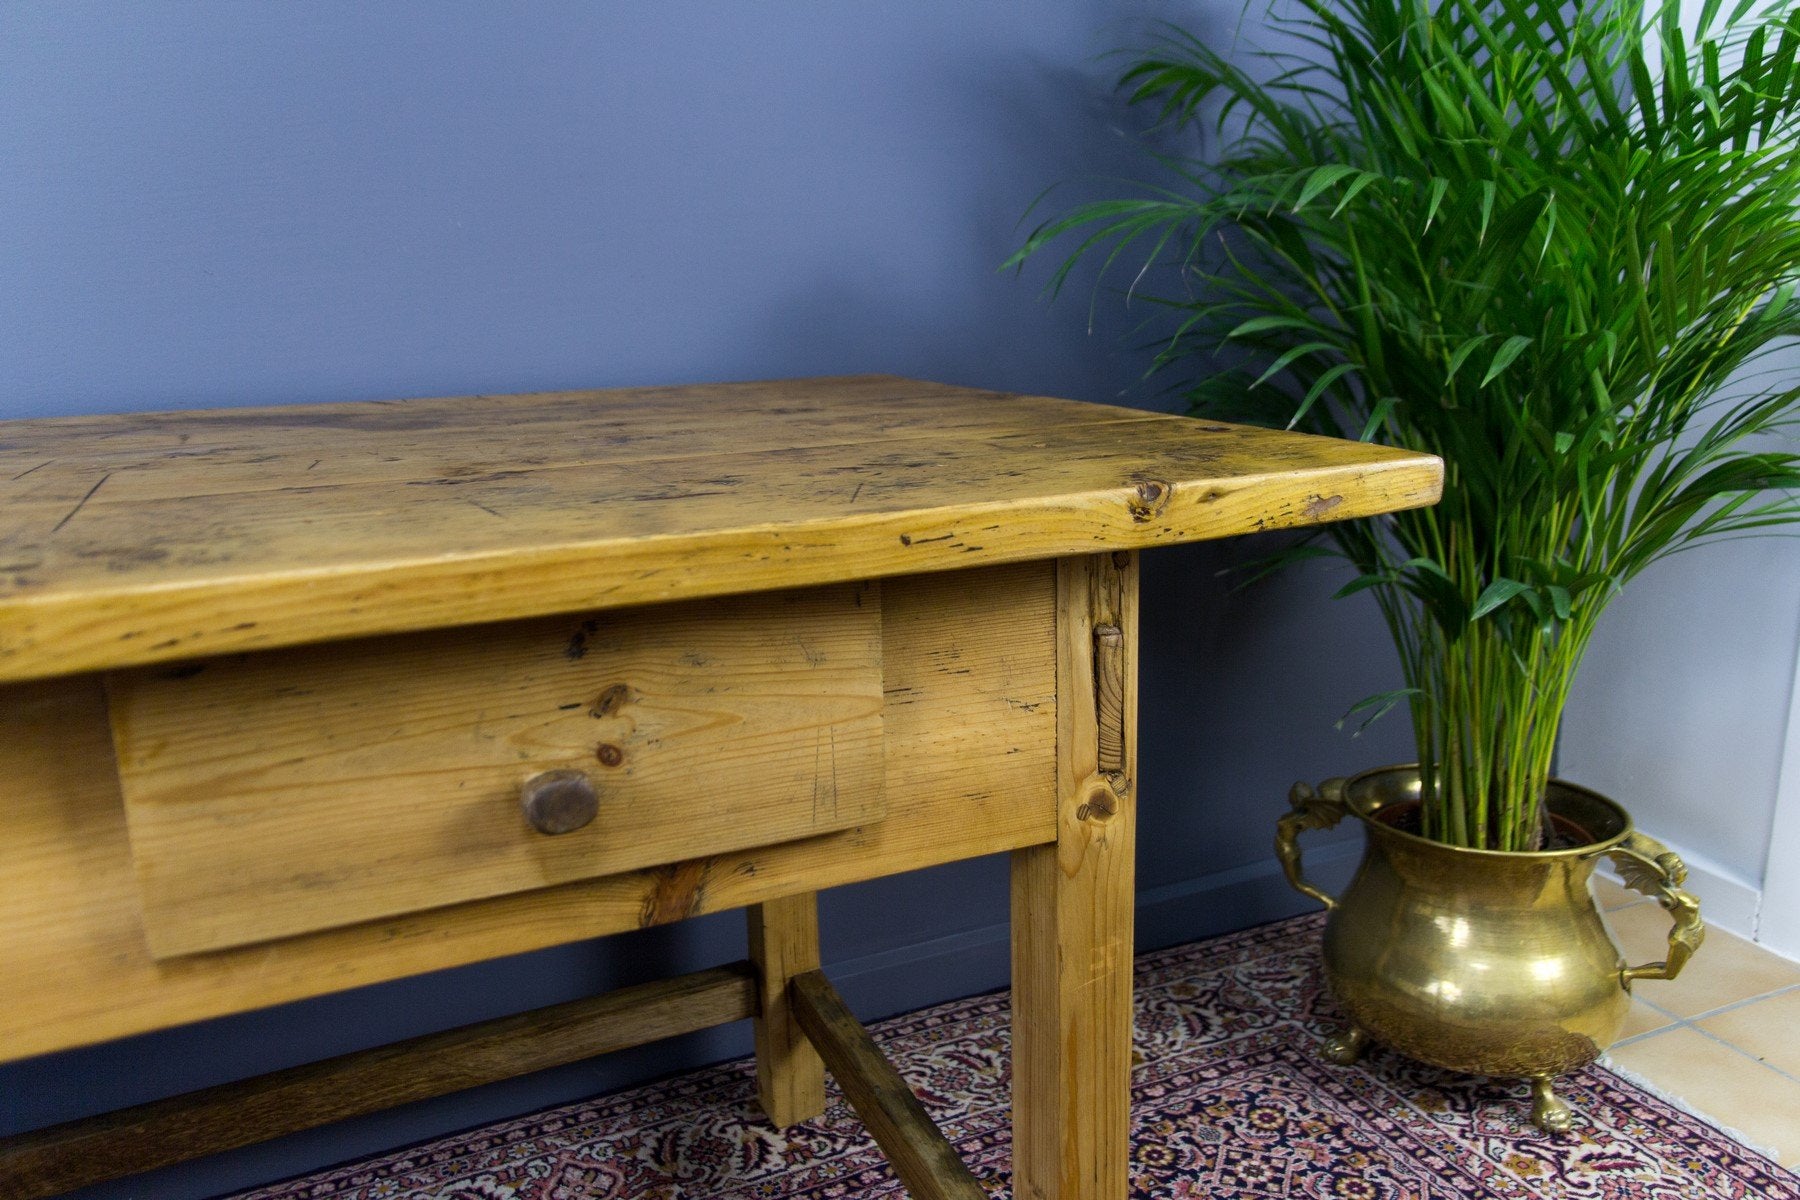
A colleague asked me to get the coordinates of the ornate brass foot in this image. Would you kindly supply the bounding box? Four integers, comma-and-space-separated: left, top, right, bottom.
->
1529, 1075, 1573, 1133
1322, 1025, 1371, 1065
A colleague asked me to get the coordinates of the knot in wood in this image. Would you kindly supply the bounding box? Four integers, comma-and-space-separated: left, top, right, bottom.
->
1075, 784, 1118, 823
591, 682, 632, 718
1126, 479, 1172, 523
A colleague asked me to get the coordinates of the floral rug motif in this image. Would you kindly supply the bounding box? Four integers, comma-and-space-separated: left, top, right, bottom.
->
234, 915, 1799, 1199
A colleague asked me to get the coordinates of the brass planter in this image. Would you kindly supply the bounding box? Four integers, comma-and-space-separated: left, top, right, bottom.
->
1276, 765, 1705, 1132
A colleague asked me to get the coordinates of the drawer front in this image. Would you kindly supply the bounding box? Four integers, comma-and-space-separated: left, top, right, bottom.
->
108, 582, 884, 957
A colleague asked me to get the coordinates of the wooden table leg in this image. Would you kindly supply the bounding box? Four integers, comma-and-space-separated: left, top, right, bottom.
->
748, 891, 828, 1126
1012, 552, 1138, 1200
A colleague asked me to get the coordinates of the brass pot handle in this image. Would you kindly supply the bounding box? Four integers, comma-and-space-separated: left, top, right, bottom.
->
1276, 778, 1349, 911
1606, 831, 1705, 985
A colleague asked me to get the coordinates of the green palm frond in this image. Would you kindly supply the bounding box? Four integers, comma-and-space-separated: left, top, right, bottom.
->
1011, 0, 1800, 849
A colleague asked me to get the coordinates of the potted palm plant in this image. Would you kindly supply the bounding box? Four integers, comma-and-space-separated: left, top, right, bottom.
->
1011, 0, 1800, 1129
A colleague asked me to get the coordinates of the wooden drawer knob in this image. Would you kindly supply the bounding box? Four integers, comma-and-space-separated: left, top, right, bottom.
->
521, 769, 599, 835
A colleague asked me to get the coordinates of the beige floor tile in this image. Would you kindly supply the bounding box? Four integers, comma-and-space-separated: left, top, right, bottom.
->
1606, 1028, 1800, 1164
1592, 875, 1647, 912
1605, 904, 1800, 1018
1616, 996, 1677, 1041
1696, 987, 1800, 1078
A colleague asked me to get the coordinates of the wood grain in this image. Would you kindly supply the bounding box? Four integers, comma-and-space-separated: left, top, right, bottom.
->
0, 375, 1443, 681
0, 963, 757, 1200
1092, 623, 1126, 776
108, 583, 884, 956
747, 893, 827, 1128
1011, 553, 1139, 1200
0, 563, 1057, 1060
790, 970, 987, 1200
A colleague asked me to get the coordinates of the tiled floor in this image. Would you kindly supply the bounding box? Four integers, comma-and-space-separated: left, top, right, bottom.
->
1595, 875, 1800, 1171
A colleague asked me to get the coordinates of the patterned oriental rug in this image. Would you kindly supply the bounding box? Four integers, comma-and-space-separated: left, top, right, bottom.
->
236, 914, 1800, 1200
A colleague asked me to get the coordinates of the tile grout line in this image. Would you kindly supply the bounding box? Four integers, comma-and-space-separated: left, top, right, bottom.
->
1682, 1016, 1800, 1087
1671, 980, 1800, 1023
1613, 1005, 1800, 1088
1610, 1026, 1679, 1050
1609, 982, 1800, 1055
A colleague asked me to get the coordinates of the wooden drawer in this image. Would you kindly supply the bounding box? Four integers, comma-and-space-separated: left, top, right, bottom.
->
106, 582, 885, 958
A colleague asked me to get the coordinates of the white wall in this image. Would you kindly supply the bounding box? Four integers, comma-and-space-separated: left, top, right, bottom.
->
1561, 534, 1800, 948
1571, 0, 1800, 957
1759, 635, 1800, 956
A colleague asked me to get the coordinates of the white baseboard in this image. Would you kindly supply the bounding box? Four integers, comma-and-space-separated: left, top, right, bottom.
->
1761, 632, 1800, 961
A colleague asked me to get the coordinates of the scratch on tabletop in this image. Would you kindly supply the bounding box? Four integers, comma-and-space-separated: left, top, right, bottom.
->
51, 472, 111, 534
10, 460, 53, 481
465, 497, 506, 519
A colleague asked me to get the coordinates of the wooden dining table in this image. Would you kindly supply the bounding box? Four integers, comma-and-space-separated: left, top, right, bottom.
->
0, 375, 1440, 1200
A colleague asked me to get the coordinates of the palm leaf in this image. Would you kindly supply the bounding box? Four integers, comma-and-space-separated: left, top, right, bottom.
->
1011, 0, 1800, 848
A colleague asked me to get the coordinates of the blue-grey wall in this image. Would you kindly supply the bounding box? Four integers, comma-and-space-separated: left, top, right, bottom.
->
0, 4, 1409, 1196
